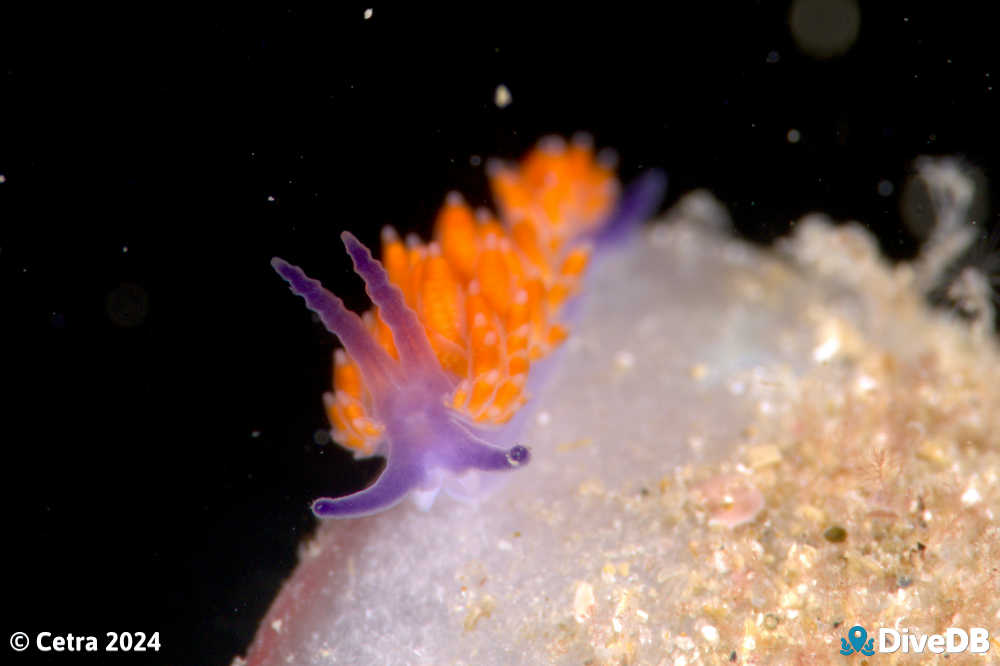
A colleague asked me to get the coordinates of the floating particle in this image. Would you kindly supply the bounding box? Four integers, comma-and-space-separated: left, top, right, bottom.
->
494, 84, 512, 108
789, 0, 860, 59
363, 8, 372, 19
105, 282, 150, 328
877, 179, 894, 197
787, 128, 801, 143
823, 525, 847, 542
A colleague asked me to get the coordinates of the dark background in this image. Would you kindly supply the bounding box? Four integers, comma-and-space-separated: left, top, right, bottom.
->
3, 4, 997, 664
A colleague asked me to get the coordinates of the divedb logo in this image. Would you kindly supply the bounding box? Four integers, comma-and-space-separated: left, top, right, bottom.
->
839, 624, 991, 656
839, 626, 875, 656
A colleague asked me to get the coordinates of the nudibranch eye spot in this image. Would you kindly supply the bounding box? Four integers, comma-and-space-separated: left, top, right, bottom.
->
273, 136, 666, 518
506, 445, 530, 466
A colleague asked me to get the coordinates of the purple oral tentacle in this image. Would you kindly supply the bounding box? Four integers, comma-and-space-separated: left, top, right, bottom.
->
311, 455, 424, 518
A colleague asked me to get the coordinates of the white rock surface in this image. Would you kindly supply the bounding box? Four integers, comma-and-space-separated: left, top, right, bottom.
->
236, 168, 994, 664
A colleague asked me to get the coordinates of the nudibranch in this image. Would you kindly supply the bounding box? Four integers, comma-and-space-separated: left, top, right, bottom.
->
273, 136, 665, 518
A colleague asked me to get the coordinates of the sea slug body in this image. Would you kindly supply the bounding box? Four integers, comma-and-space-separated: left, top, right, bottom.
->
273, 136, 665, 518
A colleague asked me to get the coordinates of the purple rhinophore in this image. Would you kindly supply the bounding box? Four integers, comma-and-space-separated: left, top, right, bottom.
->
272, 232, 530, 518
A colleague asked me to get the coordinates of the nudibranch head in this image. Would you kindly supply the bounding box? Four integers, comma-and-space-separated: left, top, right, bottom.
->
273, 135, 666, 518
